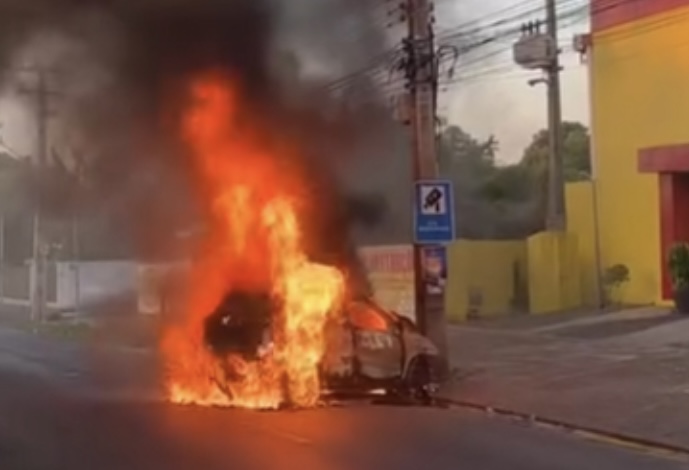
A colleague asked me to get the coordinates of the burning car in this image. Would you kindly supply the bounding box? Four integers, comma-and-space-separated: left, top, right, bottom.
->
203, 290, 441, 406
161, 75, 437, 410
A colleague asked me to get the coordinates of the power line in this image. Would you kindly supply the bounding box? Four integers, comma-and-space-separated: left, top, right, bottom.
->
327, 0, 580, 88
431, 0, 593, 87
436, 0, 543, 38
321, 0, 675, 104
421, 0, 589, 86
321, 0, 569, 95
437, 0, 585, 43
447, 0, 689, 85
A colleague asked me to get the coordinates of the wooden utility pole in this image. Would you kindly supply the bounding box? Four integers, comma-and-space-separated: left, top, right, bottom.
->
406, 0, 449, 372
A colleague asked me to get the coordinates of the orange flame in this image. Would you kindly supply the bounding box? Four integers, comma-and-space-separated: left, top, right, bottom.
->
161, 74, 345, 409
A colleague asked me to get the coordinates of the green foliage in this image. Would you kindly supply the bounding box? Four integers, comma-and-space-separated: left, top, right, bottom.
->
438, 125, 497, 178
668, 243, 689, 290
0, 153, 31, 214
480, 163, 533, 203
602, 264, 630, 306
436, 123, 540, 238
521, 121, 591, 182
432, 119, 591, 239
603, 264, 630, 288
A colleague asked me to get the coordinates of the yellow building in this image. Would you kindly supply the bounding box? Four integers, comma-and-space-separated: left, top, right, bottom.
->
591, 0, 689, 305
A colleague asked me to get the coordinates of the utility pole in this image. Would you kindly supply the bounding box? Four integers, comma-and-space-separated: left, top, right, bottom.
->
19, 68, 58, 322
0, 213, 4, 300
545, 0, 565, 230
404, 0, 450, 373
408, 0, 438, 179
513, 1, 566, 230
72, 152, 83, 315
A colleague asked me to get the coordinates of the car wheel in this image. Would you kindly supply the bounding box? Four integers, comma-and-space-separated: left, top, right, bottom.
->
404, 355, 435, 405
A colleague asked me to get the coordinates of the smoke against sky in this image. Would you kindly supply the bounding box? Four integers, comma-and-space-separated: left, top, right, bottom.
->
0, 0, 591, 165
0, 0, 403, 270
0, 0, 593, 253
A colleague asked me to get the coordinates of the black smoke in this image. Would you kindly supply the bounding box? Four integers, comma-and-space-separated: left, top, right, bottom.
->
0, 0, 396, 292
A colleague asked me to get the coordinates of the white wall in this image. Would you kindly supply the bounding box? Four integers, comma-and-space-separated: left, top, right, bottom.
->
133, 250, 416, 319
54, 260, 138, 309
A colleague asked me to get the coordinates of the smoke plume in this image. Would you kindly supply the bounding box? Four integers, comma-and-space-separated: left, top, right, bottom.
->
0, 0, 400, 289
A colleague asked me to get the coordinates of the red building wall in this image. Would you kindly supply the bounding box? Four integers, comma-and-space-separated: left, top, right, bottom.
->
592, 0, 689, 32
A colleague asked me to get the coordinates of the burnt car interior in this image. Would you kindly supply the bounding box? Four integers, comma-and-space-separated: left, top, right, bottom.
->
203, 290, 276, 361
204, 291, 419, 360
349, 298, 418, 332
203, 289, 439, 406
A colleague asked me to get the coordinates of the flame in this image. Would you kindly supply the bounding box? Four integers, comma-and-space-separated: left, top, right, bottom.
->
161, 74, 345, 409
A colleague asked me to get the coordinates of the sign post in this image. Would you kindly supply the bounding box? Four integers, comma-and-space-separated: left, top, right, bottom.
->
413, 180, 455, 374
414, 180, 455, 244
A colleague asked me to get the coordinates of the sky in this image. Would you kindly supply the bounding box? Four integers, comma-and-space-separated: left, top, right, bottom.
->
438, 0, 591, 163
0, 0, 592, 165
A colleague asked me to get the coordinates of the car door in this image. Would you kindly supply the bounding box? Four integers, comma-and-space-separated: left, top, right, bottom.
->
347, 301, 404, 380
321, 313, 356, 378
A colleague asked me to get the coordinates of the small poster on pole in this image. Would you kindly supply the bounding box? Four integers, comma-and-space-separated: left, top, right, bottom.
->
422, 245, 447, 295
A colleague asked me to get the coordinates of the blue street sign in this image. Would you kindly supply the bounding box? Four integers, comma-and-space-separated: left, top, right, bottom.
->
414, 180, 455, 244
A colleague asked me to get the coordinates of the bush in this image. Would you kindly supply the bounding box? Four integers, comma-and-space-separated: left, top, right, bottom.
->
668, 243, 689, 290
603, 264, 630, 288
602, 264, 630, 306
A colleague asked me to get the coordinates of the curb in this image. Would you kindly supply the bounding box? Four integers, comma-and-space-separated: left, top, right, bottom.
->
437, 396, 689, 460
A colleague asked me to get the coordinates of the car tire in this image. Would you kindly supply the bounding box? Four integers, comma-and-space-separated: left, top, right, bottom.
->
407, 355, 436, 404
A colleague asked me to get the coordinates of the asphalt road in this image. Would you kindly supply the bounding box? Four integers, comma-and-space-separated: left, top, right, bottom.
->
0, 327, 686, 470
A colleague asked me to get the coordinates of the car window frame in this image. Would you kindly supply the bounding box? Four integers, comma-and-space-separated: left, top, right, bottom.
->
347, 299, 399, 331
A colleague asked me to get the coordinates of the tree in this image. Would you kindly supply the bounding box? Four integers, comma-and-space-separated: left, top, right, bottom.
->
521, 121, 591, 182
0, 153, 26, 213
480, 163, 533, 203
428, 121, 592, 240
437, 124, 534, 239
438, 124, 497, 178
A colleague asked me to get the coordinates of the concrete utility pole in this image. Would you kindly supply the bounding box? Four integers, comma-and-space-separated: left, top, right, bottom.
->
405, 0, 449, 371
19, 68, 58, 322
545, 0, 565, 230
513, 1, 566, 231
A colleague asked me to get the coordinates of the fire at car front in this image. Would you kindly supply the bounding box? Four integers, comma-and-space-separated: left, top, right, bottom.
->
160, 75, 348, 410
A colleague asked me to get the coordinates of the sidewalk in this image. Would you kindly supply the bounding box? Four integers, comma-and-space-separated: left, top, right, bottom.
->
0, 298, 157, 349
441, 307, 689, 450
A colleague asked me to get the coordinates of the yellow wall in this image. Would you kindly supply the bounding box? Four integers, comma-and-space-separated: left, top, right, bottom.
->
592, 7, 689, 304
445, 240, 526, 322
527, 231, 581, 314
443, 183, 599, 321
566, 182, 600, 306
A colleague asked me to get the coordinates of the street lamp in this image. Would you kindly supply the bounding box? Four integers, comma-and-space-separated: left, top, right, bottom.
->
527, 76, 549, 87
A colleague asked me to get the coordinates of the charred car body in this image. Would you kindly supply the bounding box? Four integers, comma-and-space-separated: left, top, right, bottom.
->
203, 290, 441, 404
